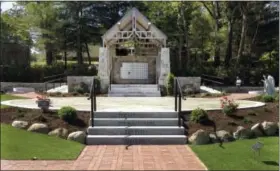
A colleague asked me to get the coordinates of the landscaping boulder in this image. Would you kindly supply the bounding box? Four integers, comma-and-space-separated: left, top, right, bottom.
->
67, 131, 86, 144
27, 123, 49, 134
261, 121, 278, 136
188, 129, 210, 145
48, 128, 68, 138
251, 123, 264, 137
216, 130, 234, 142
11, 120, 28, 129
209, 133, 219, 143
233, 126, 253, 139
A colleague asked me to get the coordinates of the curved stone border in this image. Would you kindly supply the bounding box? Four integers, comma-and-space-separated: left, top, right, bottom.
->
1, 97, 265, 112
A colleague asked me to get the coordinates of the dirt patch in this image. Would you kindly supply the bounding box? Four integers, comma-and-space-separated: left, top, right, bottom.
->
184, 102, 279, 135
0, 108, 90, 133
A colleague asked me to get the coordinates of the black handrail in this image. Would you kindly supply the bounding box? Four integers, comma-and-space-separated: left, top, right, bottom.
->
201, 74, 224, 85
174, 77, 187, 127
88, 77, 96, 127
44, 72, 67, 92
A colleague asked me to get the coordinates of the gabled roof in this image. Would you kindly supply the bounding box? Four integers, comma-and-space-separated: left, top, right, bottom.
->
102, 8, 167, 46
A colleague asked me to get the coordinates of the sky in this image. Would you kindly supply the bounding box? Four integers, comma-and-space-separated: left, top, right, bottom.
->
1, 2, 15, 13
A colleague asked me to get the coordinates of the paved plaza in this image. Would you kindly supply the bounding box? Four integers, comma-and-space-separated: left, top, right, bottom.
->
2, 95, 264, 112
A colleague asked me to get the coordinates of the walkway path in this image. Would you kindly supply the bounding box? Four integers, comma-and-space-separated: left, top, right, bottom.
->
1, 145, 207, 170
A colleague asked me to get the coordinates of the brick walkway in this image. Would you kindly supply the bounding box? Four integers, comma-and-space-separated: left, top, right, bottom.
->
1, 145, 207, 170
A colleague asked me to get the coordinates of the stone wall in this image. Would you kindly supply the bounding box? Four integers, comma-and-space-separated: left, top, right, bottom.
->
112, 55, 156, 84
0, 82, 65, 92
67, 76, 94, 92
177, 77, 201, 93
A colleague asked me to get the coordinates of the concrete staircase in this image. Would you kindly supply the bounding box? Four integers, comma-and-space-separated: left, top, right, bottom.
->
86, 111, 187, 145
108, 84, 161, 97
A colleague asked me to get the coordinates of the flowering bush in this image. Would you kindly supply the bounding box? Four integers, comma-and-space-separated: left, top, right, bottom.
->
36, 95, 51, 113
220, 96, 239, 116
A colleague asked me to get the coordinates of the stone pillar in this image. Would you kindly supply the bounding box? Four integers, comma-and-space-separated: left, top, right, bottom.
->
158, 48, 170, 86
98, 47, 109, 93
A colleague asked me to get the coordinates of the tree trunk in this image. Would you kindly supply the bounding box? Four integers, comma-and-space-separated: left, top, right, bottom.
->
225, 20, 233, 67
178, 36, 183, 71
45, 43, 53, 65
180, 3, 189, 68
85, 42, 91, 65
76, 3, 83, 65
237, 9, 248, 62
213, 2, 221, 66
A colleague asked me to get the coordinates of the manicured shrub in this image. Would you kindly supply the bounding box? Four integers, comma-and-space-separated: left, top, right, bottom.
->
0, 63, 97, 82
166, 73, 175, 95
261, 95, 275, 102
190, 108, 208, 123
58, 106, 77, 122
220, 96, 239, 116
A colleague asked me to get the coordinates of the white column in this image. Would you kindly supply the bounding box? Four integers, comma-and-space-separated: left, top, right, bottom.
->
98, 47, 109, 92
158, 48, 170, 86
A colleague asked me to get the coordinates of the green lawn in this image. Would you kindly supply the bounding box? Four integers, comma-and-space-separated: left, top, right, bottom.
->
191, 137, 279, 170
0, 124, 85, 160
0, 94, 26, 109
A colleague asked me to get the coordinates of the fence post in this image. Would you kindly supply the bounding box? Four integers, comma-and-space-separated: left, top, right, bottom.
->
178, 92, 182, 127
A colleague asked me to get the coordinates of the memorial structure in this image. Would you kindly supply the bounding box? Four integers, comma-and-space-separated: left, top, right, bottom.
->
98, 8, 170, 96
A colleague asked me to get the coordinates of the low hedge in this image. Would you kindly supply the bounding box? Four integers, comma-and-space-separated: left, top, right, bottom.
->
0, 63, 97, 82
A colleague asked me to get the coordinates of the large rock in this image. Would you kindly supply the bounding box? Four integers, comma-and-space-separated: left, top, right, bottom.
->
233, 126, 253, 139
251, 123, 264, 137
27, 123, 49, 134
261, 121, 278, 136
12, 120, 28, 129
67, 131, 86, 144
48, 128, 68, 138
216, 130, 234, 142
188, 129, 210, 145
209, 133, 219, 143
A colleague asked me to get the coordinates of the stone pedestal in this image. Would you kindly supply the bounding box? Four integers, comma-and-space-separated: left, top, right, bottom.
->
158, 48, 170, 86
98, 47, 110, 93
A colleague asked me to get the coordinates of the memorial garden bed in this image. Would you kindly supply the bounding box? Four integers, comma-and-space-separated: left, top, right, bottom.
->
184, 100, 278, 136
0, 108, 90, 133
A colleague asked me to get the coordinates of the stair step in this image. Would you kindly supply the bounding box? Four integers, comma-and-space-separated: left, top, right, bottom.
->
87, 126, 184, 135
93, 118, 180, 126
108, 93, 161, 97
111, 84, 158, 88
94, 112, 178, 118
86, 135, 187, 145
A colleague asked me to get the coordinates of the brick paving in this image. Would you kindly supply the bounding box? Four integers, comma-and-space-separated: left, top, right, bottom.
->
1, 145, 207, 170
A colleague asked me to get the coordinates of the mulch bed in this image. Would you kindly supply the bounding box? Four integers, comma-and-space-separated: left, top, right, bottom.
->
0, 108, 90, 133
183, 101, 279, 136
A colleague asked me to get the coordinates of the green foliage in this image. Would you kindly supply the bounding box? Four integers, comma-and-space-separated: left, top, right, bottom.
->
243, 117, 253, 124
166, 73, 175, 95
220, 97, 239, 116
73, 82, 89, 94
190, 108, 209, 123
0, 63, 97, 82
58, 106, 77, 122
258, 95, 275, 102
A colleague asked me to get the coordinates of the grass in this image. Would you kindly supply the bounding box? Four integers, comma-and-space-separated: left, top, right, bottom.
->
0, 124, 85, 160
190, 137, 279, 170
0, 94, 27, 109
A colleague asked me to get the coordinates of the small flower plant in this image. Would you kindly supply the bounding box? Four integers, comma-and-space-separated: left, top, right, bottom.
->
220, 96, 239, 116
36, 94, 51, 112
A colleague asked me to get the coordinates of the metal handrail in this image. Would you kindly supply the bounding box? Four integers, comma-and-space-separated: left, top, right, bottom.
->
174, 77, 187, 127
44, 73, 67, 92
88, 77, 96, 127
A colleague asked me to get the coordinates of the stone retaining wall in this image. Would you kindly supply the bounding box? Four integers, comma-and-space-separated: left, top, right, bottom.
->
67, 76, 93, 92
177, 77, 201, 93
0, 82, 65, 92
